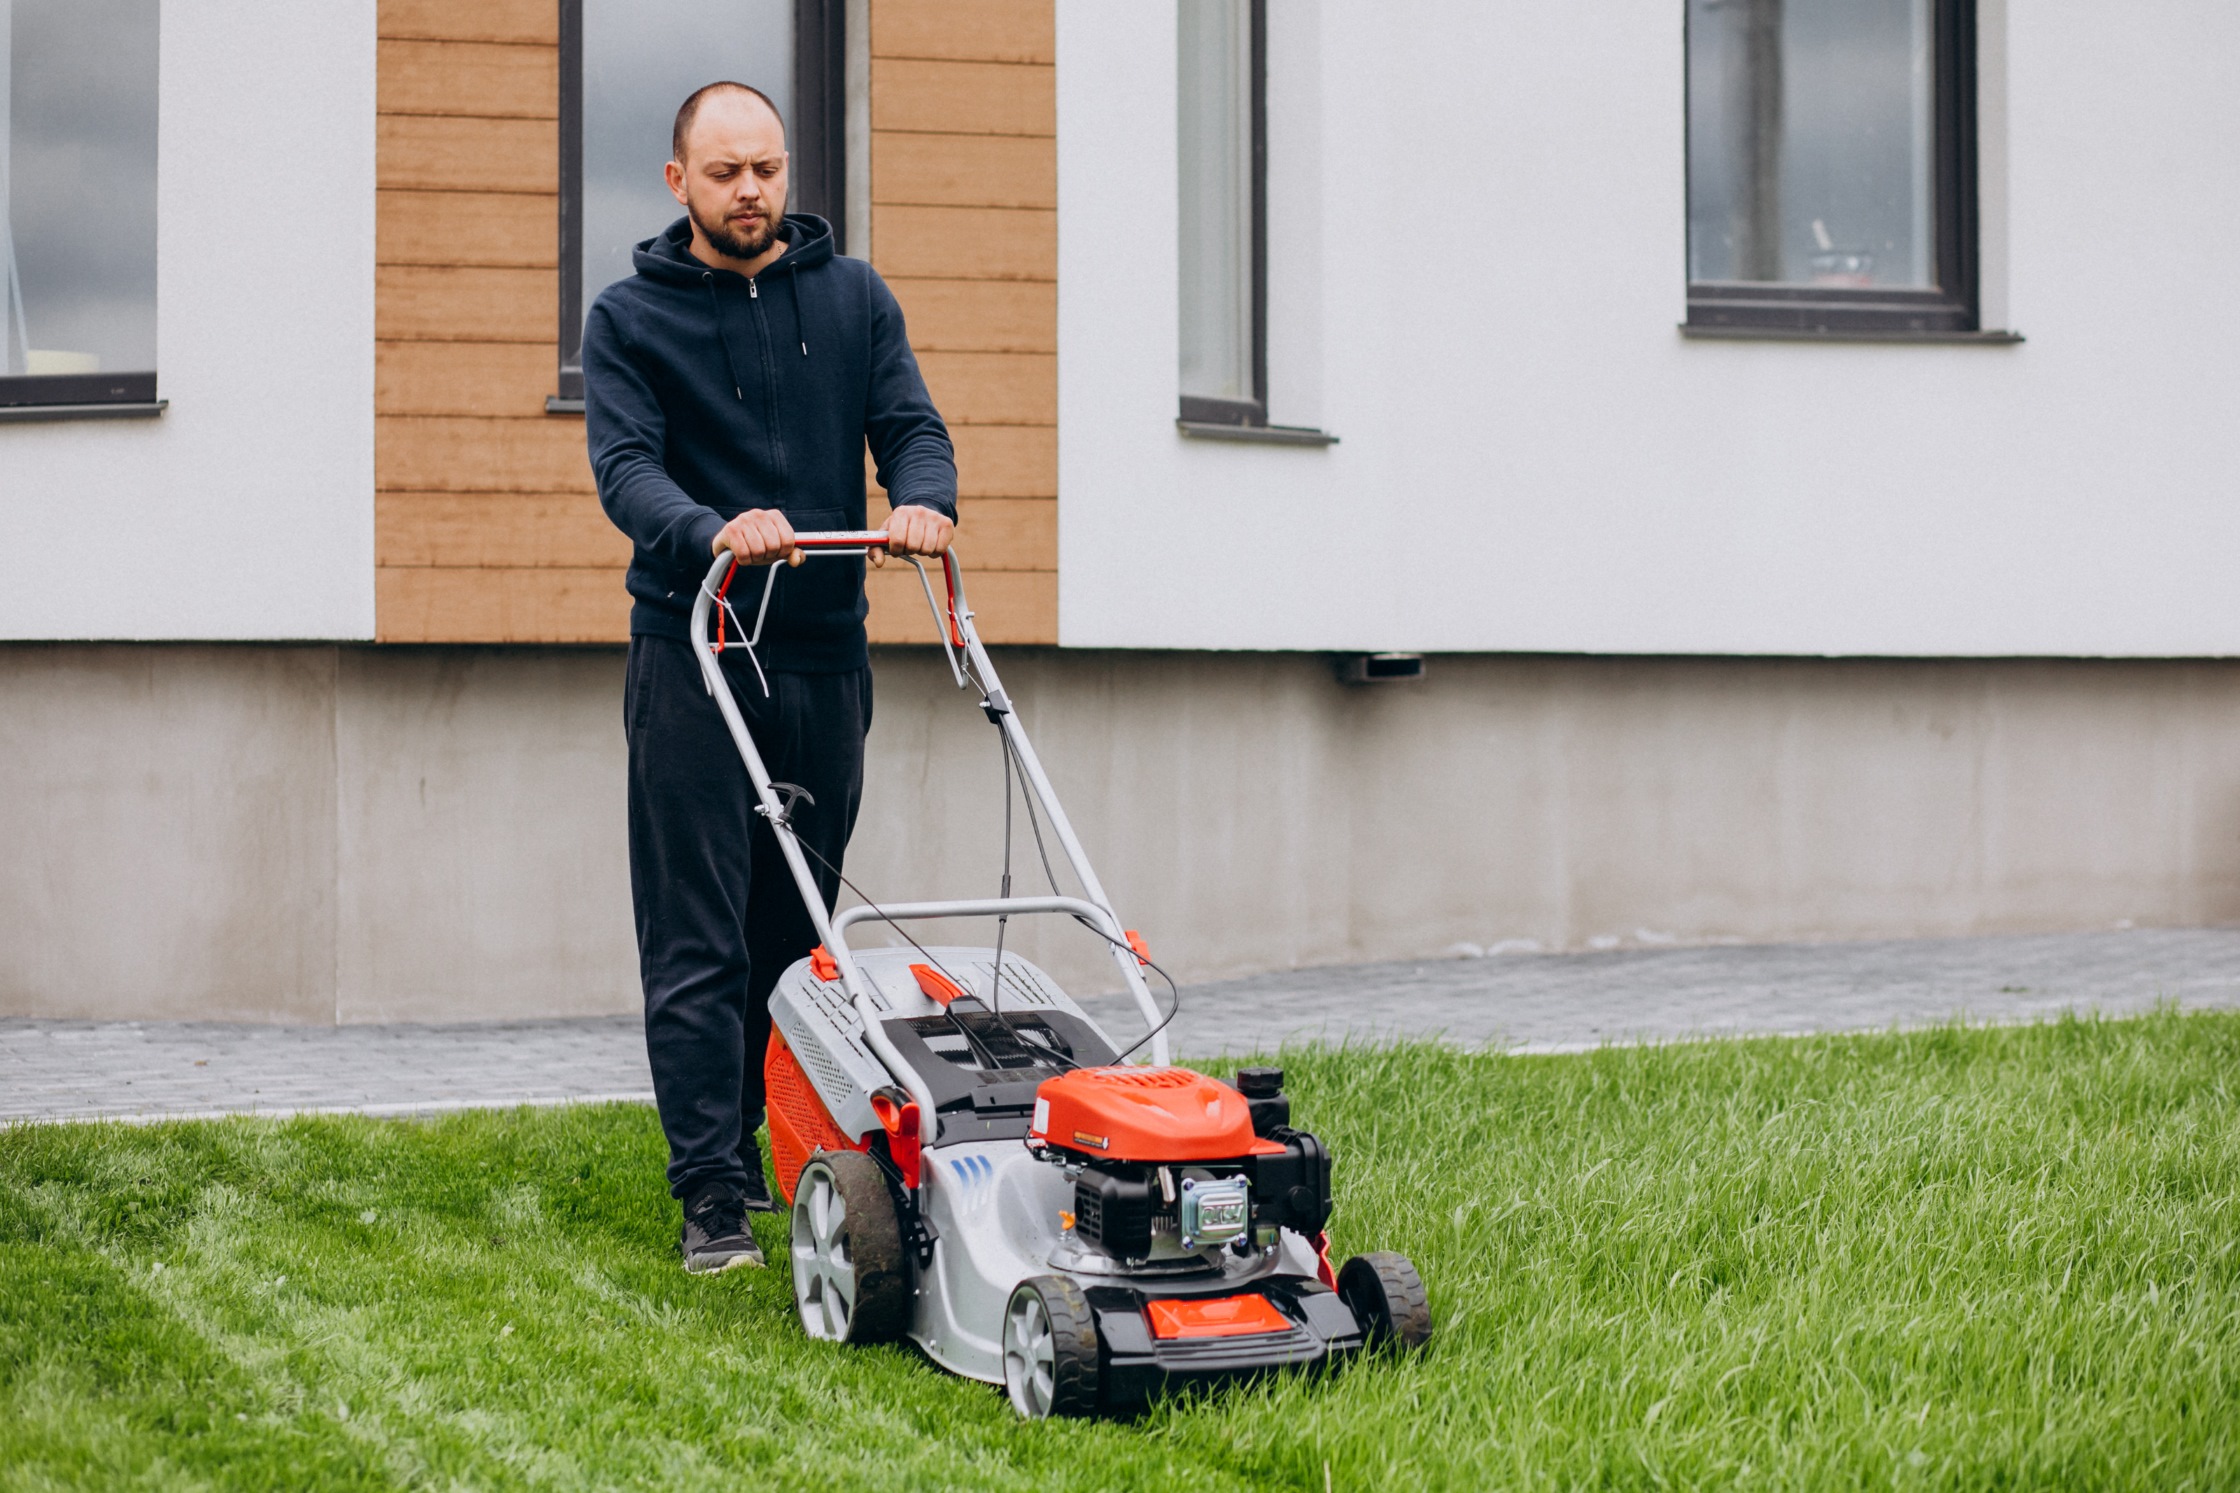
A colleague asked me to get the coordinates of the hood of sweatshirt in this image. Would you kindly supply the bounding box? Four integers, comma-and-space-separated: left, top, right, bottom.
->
581, 207, 956, 670
628, 213, 836, 403
631, 211, 836, 286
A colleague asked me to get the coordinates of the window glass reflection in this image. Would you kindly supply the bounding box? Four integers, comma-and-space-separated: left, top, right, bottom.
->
1, 0, 158, 379
582, 0, 792, 318
1688, 0, 1935, 289
1177, 0, 1253, 406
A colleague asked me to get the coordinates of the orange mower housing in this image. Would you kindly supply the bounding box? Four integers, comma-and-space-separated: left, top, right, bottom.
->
764, 1027, 864, 1203
1029, 1065, 1263, 1162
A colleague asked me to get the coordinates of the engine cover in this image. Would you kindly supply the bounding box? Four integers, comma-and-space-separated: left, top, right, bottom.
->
1029, 1066, 1257, 1162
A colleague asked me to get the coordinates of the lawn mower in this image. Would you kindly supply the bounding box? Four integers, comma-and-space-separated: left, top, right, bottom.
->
691, 534, 1431, 1418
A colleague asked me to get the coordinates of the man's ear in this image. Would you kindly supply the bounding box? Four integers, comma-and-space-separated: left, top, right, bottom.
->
664, 159, 688, 207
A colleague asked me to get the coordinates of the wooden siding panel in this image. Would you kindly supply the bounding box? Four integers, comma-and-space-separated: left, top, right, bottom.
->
872, 206, 1053, 282
955, 424, 1056, 498
886, 278, 1053, 352
376, 566, 630, 644
381, 494, 1047, 580
381, 562, 1052, 646
378, 491, 623, 569
376, 265, 554, 342
377, 341, 556, 418
378, 39, 556, 119
867, 566, 1053, 645
377, 415, 594, 494
379, 114, 555, 193
872, 132, 1055, 209
379, 0, 557, 46
872, 495, 1054, 571
871, 59, 1054, 137
872, 0, 1054, 64
378, 189, 556, 268
375, 1, 1060, 645
871, 423, 1054, 499
916, 351, 1055, 426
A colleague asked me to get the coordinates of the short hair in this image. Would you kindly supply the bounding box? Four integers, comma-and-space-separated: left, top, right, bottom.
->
672, 81, 785, 163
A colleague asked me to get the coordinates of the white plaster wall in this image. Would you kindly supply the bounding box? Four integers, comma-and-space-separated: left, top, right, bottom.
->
1055, 1, 2240, 657
0, 0, 376, 640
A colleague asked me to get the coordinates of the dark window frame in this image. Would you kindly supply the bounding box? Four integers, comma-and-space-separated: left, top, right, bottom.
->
0, 371, 159, 410
1177, 0, 1267, 429
1, 1, 161, 414
1684, 0, 1980, 337
554, 0, 848, 406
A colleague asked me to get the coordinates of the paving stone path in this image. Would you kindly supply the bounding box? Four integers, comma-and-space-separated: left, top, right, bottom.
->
7, 927, 2239, 1124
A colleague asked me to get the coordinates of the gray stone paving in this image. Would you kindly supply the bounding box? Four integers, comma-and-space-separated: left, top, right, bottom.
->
0, 1016, 652, 1125
7, 928, 2239, 1124
1099, 926, 2240, 1057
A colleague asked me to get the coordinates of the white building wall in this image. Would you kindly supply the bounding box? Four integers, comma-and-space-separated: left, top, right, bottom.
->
1056, 1, 2240, 658
0, 0, 376, 641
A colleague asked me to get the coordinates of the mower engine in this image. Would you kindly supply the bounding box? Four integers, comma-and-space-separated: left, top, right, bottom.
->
1035, 1066, 1333, 1266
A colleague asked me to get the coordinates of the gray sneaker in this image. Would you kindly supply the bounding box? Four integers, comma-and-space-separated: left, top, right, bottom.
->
681, 1184, 765, 1274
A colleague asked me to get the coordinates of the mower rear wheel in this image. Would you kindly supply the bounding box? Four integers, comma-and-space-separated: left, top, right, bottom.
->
1001, 1276, 1100, 1419
1337, 1251, 1432, 1351
789, 1150, 908, 1344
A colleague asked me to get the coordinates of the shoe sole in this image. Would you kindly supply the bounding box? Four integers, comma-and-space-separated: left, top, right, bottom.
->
684, 1250, 766, 1275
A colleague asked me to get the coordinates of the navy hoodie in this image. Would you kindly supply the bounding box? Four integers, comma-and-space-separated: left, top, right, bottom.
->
583, 213, 957, 670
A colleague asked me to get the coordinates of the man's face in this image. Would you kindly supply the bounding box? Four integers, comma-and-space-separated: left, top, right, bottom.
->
667, 92, 789, 260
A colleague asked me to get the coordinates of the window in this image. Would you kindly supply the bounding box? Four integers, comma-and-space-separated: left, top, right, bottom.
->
0, 0, 159, 411
554, 0, 845, 407
1686, 0, 1978, 335
1176, 0, 1264, 426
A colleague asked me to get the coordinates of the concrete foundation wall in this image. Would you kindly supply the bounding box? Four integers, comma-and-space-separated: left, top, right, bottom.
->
5, 644, 2238, 1022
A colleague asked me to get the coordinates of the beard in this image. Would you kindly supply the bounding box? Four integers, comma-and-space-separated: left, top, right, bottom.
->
691, 194, 783, 261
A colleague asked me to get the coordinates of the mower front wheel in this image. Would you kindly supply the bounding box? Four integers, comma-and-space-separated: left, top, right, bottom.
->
1337, 1251, 1432, 1351
790, 1150, 908, 1344
1001, 1275, 1100, 1419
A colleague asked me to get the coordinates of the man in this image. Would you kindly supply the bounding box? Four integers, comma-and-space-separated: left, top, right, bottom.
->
583, 81, 956, 1274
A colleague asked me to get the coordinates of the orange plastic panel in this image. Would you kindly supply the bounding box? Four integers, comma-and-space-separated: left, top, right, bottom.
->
910, 963, 965, 1006
764, 1028, 864, 1204
869, 1090, 923, 1191
1146, 1294, 1292, 1340
809, 945, 840, 981
1029, 1066, 1257, 1162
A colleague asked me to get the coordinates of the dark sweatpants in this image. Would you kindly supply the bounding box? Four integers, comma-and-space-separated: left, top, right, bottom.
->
624, 634, 871, 1200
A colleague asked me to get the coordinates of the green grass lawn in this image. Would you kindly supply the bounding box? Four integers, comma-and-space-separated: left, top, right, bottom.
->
4, 1011, 2238, 1491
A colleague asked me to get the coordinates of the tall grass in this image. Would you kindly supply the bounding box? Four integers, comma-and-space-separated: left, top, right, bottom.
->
4, 1010, 2236, 1490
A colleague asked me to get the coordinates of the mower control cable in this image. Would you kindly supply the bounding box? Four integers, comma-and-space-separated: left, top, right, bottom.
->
786, 831, 1083, 1075
993, 722, 1184, 1064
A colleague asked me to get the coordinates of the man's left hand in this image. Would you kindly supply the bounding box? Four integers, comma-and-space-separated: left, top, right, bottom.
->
880, 504, 954, 563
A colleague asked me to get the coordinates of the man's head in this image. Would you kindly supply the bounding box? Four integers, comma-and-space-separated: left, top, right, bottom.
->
666, 82, 788, 263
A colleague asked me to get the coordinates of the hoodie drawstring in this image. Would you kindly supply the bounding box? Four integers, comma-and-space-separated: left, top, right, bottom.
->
704, 271, 745, 400
787, 271, 808, 358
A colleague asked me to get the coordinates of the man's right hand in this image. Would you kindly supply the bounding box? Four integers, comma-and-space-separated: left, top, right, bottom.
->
713, 509, 801, 567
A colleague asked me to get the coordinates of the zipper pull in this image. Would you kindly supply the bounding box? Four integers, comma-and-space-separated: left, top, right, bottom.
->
749, 278, 759, 299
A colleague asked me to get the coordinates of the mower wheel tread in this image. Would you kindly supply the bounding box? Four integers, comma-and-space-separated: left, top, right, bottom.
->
1006, 1275, 1100, 1418
1337, 1251, 1432, 1351
794, 1150, 909, 1344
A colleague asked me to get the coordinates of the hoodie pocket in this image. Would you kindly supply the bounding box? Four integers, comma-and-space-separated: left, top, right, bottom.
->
768, 506, 864, 639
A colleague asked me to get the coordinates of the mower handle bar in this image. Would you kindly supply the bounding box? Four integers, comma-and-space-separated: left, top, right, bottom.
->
830, 896, 1132, 963
689, 531, 1171, 1137
707, 529, 964, 651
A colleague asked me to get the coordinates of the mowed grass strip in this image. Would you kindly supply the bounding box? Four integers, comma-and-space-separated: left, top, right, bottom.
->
3, 1011, 2237, 1491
